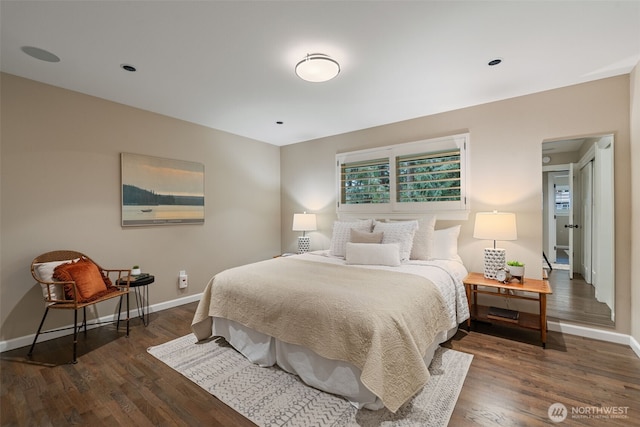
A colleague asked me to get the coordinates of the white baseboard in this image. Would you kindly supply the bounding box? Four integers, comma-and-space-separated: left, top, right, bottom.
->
4, 296, 638, 360
0, 293, 203, 353
148, 292, 202, 314
548, 320, 637, 351
631, 335, 640, 359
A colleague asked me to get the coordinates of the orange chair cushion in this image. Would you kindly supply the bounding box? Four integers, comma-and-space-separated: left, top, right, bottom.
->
53, 257, 116, 302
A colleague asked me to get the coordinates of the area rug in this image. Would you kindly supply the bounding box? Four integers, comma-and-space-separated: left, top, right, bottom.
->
148, 334, 472, 427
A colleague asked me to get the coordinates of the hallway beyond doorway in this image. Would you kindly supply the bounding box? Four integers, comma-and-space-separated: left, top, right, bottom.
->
546, 269, 614, 328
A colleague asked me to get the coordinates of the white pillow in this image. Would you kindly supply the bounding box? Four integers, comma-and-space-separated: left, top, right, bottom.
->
372, 220, 419, 261
345, 242, 401, 267
409, 216, 436, 260
33, 259, 77, 302
329, 219, 373, 257
431, 225, 463, 263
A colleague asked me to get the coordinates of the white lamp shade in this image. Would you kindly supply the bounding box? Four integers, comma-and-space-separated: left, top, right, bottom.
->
473, 211, 517, 241
474, 211, 516, 279
292, 213, 317, 232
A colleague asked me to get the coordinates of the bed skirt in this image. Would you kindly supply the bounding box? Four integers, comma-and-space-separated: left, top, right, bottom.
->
212, 317, 457, 410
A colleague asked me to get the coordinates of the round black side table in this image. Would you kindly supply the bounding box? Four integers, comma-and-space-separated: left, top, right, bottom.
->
117, 274, 154, 326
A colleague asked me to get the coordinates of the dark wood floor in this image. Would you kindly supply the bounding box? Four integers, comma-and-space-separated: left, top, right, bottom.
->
2, 302, 639, 426
546, 267, 615, 328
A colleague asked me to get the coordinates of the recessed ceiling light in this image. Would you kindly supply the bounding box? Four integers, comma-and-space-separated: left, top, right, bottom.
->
295, 53, 340, 83
121, 64, 137, 72
21, 46, 60, 63
488, 58, 502, 66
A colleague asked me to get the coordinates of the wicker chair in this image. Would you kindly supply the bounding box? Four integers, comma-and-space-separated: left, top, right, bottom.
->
29, 250, 131, 364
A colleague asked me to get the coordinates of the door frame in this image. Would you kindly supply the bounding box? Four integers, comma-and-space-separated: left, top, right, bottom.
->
580, 161, 593, 283
543, 164, 573, 269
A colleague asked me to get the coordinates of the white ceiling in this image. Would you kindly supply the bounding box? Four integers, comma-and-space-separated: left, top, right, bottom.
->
542, 138, 591, 155
2, 1, 639, 146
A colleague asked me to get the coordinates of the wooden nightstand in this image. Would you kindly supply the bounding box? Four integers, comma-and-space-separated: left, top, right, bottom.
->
463, 272, 553, 348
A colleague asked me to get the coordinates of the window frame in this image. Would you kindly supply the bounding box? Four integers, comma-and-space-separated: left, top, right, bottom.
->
336, 133, 469, 220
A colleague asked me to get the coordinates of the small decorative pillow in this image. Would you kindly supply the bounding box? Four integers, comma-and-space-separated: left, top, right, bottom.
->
53, 257, 114, 302
345, 242, 401, 267
350, 229, 384, 244
372, 220, 419, 261
431, 225, 463, 263
410, 215, 437, 260
329, 219, 373, 257
33, 259, 77, 302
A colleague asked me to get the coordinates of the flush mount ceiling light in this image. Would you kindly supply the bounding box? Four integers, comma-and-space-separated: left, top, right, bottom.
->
295, 53, 340, 83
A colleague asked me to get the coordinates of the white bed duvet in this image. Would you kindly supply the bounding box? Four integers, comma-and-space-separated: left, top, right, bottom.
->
194, 251, 469, 411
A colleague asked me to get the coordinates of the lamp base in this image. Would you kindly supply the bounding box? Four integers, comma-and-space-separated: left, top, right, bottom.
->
297, 236, 311, 254
483, 248, 506, 279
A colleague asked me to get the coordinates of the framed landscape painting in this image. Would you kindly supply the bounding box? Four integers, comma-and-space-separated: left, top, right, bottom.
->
121, 153, 205, 226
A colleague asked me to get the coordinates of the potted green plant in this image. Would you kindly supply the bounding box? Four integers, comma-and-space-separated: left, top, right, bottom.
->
131, 265, 141, 276
507, 260, 524, 278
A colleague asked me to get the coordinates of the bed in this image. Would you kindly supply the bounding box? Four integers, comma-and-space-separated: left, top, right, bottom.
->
191, 218, 469, 413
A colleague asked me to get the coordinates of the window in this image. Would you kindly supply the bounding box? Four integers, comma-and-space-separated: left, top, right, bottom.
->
336, 134, 469, 219
340, 158, 390, 205
554, 185, 570, 213
396, 150, 461, 203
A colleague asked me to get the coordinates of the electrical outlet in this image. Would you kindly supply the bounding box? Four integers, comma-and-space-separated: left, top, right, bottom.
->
179, 270, 188, 288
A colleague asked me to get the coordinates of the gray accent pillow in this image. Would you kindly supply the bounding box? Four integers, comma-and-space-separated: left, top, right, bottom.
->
350, 229, 384, 244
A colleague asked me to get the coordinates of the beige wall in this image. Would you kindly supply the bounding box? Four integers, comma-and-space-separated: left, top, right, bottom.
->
631, 64, 640, 345
281, 75, 632, 335
0, 73, 281, 343
2, 70, 635, 345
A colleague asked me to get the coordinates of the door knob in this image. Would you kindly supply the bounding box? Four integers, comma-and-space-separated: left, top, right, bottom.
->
564, 224, 579, 228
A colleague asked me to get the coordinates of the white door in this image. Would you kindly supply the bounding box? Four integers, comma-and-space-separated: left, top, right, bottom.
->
549, 171, 571, 268
593, 138, 615, 319
546, 172, 558, 263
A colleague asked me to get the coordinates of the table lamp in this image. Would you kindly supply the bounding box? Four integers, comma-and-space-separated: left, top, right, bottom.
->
292, 212, 317, 254
473, 211, 517, 279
